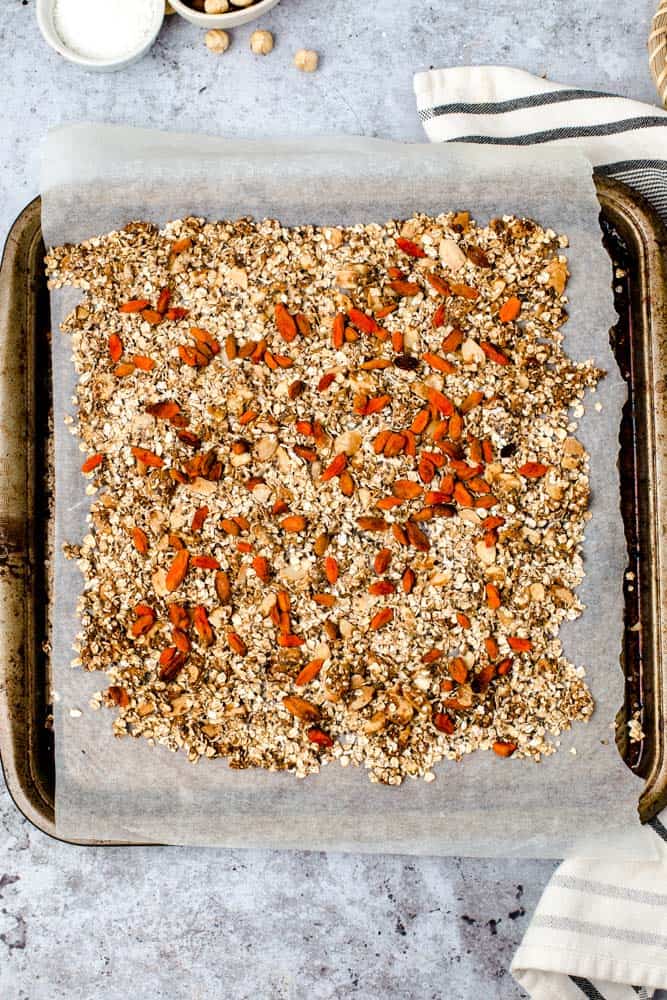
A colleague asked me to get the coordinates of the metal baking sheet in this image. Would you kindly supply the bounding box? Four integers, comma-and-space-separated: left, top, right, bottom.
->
0, 177, 665, 845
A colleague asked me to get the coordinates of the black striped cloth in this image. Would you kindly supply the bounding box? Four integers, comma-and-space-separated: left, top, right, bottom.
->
414, 66, 667, 224
414, 65, 667, 1000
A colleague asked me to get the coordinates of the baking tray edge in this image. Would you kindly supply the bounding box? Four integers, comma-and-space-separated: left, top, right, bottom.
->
0, 185, 665, 844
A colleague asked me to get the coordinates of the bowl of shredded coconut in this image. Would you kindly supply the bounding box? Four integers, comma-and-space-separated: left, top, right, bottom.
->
36, 0, 164, 71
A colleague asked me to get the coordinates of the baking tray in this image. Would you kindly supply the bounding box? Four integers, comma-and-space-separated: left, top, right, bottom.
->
0, 178, 665, 844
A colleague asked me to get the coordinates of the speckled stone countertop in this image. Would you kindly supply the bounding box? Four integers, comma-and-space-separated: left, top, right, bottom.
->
0, 2, 663, 998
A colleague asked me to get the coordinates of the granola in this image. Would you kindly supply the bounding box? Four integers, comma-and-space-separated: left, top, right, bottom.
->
45, 210, 602, 784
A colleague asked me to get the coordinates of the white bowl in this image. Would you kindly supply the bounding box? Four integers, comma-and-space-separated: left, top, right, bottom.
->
168, 0, 280, 29
36, 0, 164, 72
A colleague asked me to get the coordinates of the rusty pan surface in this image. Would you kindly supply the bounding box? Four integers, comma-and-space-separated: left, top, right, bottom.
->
0, 180, 665, 844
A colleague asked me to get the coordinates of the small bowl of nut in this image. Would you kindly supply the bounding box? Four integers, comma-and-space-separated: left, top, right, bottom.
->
168, 0, 281, 28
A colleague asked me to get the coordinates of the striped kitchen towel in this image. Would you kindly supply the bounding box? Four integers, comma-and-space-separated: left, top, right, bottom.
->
414, 66, 667, 224
412, 65, 667, 1000
510, 814, 667, 999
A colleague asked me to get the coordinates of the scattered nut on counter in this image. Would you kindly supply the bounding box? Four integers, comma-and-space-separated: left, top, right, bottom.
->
250, 30, 274, 55
294, 49, 319, 72
205, 28, 231, 53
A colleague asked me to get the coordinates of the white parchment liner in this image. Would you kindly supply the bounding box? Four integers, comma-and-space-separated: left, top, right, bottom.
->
41, 125, 651, 856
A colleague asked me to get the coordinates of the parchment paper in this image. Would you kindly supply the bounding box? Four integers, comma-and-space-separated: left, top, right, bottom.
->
41, 124, 651, 857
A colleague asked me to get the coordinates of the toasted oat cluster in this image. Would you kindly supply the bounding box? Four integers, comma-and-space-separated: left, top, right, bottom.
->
45, 210, 602, 784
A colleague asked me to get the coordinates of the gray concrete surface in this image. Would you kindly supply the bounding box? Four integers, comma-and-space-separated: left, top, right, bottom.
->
0, 1, 662, 998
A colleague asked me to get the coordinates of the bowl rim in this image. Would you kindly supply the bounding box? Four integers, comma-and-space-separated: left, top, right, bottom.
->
167, 0, 279, 25
36, 0, 165, 68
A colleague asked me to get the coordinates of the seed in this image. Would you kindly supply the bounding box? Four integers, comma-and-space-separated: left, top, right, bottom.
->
321, 453, 347, 481
313, 533, 330, 557
427, 387, 454, 416
348, 307, 379, 334
493, 741, 517, 757
432, 304, 447, 328
172, 628, 190, 654
390, 279, 421, 296
449, 413, 463, 440
422, 648, 443, 663
332, 313, 345, 349
339, 470, 355, 496
278, 634, 305, 648
295, 659, 325, 686
441, 329, 464, 352
395, 237, 426, 258
383, 432, 406, 457
275, 302, 298, 342
433, 712, 455, 734
499, 296, 521, 322
220, 518, 240, 536
410, 408, 430, 434
313, 593, 336, 607
480, 341, 510, 366
374, 548, 392, 574
324, 556, 339, 585
368, 581, 395, 596
307, 728, 333, 748
252, 556, 270, 582
518, 462, 549, 479
402, 568, 416, 593
449, 283, 478, 300
168, 604, 188, 630
357, 516, 388, 532
392, 480, 422, 501
165, 549, 189, 591
214, 571, 232, 604
508, 636, 532, 652
193, 605, 214, 646
288, 379, 306, 400
81, 453, 103, 474
456, 612, 471, 629
392, 524, 409, 546
373, 429, 391, 454
365, 394, 391, 415
425, 273, 451, 295
281, 515, 307, 532
277, 591, 291, 612
423, 352, 456, 374
485, 637, 499, 660
119, 298, 150, 313
131, 614, 155, 638
283, 695, 320, 722
405, 521, 430, 551
227, 632, 248, 656
460, 390, 484, 414
418, 457, 436, 484
449, 657, 468, 684
377, 497, 403, 511
131, 526, 148, 555
370, 608, 394, 630
486, 583, 501, 609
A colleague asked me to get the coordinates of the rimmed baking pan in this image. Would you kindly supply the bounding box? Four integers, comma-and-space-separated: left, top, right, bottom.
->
0, 178, 665, 844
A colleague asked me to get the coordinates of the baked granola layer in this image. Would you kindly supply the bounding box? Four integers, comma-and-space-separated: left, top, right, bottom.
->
46, 210, 601, 783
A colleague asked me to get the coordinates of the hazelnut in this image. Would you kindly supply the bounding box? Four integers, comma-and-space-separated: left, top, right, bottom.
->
205, 29, 230, 54
294, 48, 319, 72
204, 0, 229, 10
250, 30, 274, 55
